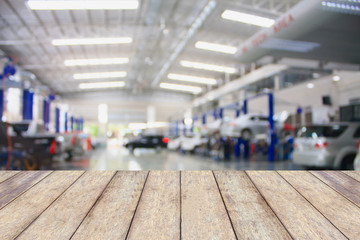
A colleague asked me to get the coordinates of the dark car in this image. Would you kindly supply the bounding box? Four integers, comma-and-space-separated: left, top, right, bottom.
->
125, 135, 168, 153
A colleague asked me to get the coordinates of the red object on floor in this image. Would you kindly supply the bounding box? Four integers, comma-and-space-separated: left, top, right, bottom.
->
86, 137, 92, 150
250, 143, 256, 155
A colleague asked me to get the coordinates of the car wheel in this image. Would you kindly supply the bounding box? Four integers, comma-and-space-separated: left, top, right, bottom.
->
155, 146, 162, 152
128, 145, 134, 154
340, 154, 356, 170
241, 129, 252, 141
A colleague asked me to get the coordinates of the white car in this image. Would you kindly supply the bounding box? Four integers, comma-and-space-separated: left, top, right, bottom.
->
167, 136, 184, 150
354, 139, 360, 170
220, 113, 288, 139
181, 135, 208, 153
201, 119, 223, 136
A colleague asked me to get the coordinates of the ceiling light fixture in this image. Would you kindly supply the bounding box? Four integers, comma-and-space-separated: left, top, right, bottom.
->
160, 83, 202, 94
26, 0, 139, 10
195, 41, 237, 54
180, 60, 237, 74
52, 37, 132, 46
168, 73, 217, 85
306, 83, 314, 89
332, 75, 341, 81
221, 10, 275, 28
64, 57, 129, 66
74, 71, 127, 80
79, 81, 125, 89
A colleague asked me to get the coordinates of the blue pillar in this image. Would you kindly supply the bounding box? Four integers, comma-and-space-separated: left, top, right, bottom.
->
175, 121, 179, 137
0, 90, 3, 121
268, 93, 275, 162
213, 110, 218, 120
43, 100, 50, 131
64, 112, 68, 132
202, 114, 206, 125
70, 116, 74, 132
243, 100, 248, 114
22, 89, 34, 120
236, 109, 241, 117
219, 108, 224, 119
55, 107, 60, 133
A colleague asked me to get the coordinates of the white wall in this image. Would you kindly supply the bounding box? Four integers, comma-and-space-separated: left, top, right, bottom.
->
246, 71, 360, 123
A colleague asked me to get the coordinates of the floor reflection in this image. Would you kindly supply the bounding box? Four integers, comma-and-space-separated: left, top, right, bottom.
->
53, 146, 302, 171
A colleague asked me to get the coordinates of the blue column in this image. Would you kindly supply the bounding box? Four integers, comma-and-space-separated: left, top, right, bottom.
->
64, 112, 68, 132
70, 116, 74, 132
235, 109, 241, 117
268, 93, 275, 162
0, 90, 3, 121
175, 121, 179, 137
243, 100, 248, 114
213, 110, 218, 120
202, 114, 206, 125
43, 99, 50, 131
55, 107, 60, 133
219, 108, 224, 119
22, 89, 34, 120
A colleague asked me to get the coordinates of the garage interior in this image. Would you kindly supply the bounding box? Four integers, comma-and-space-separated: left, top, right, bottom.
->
1, 0, 360, 171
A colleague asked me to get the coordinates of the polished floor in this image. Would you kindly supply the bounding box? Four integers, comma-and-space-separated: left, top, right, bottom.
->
53, 146, 302, 171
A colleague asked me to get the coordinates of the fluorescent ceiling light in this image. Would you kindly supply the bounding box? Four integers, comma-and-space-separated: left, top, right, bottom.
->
195, 41, 237, 54
160, 83, 202, 94
64, 57, 129, 66
27, 0, 139, 10
74, 71, 127, 80
221, 10, 275, 28
180, 60, 237, 74
332, 75, 341, 81
168, 73, 217, 85
79, 81, 125, 89
52, 37, 132, 46
306, 83, 314, 89
260, 38, 320, 53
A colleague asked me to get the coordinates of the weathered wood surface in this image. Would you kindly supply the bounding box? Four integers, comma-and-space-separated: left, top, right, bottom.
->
0, 170, 358, 240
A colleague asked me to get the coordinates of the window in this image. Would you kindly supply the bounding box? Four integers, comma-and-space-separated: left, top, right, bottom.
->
353, 127, 360, 138
298, 125, 348, 138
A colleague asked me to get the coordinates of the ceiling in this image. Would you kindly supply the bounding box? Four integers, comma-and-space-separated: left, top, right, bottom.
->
0, 0, 300, 95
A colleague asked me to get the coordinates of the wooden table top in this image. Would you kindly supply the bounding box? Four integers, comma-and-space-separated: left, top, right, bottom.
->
0, 171, 359, 239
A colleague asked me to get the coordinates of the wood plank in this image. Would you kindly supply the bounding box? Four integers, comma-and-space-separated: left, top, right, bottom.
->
0, 171, 83, 240
311, 171, 360, 207
71, 171, 148, 240
16, 171, 116, 240
126, 171, 180, 240
342, 171, 360, 182
0, 171, 51, 209
214, 171, 291, 240
181, 171, 236, 240
0, 171, 19, 184
280, 171, 360, 240
247, 171, 347, 239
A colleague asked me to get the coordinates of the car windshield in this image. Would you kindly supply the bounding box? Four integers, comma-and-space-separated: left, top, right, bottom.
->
297, 125, 348, 138
12, 123, 30, 133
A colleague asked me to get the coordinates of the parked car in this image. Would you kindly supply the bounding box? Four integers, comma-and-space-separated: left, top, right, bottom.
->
167, 136, 184, 151
220, 113, 286, 140
293, 123, 360, 169
180, 135, 208, 153
124, 135, 168, 153
354, 139, 360, 170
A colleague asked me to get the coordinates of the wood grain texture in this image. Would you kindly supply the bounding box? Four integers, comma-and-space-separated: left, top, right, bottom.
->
214, 171, 291, 240
0, 171, 19, 184
0, 171, 51, 209
16, 171, 116, 240
0, 171, 83, 240
126, 171, 180, 240
71, 171, 148, 240
311, 171, 360, 207
181, 171, 236, 240
280, 171, 360, 240
342, 171, 360, 182
247, 171, 346, 240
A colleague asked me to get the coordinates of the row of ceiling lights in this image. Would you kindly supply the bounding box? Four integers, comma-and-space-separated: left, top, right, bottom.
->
26, 0, 276, 92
